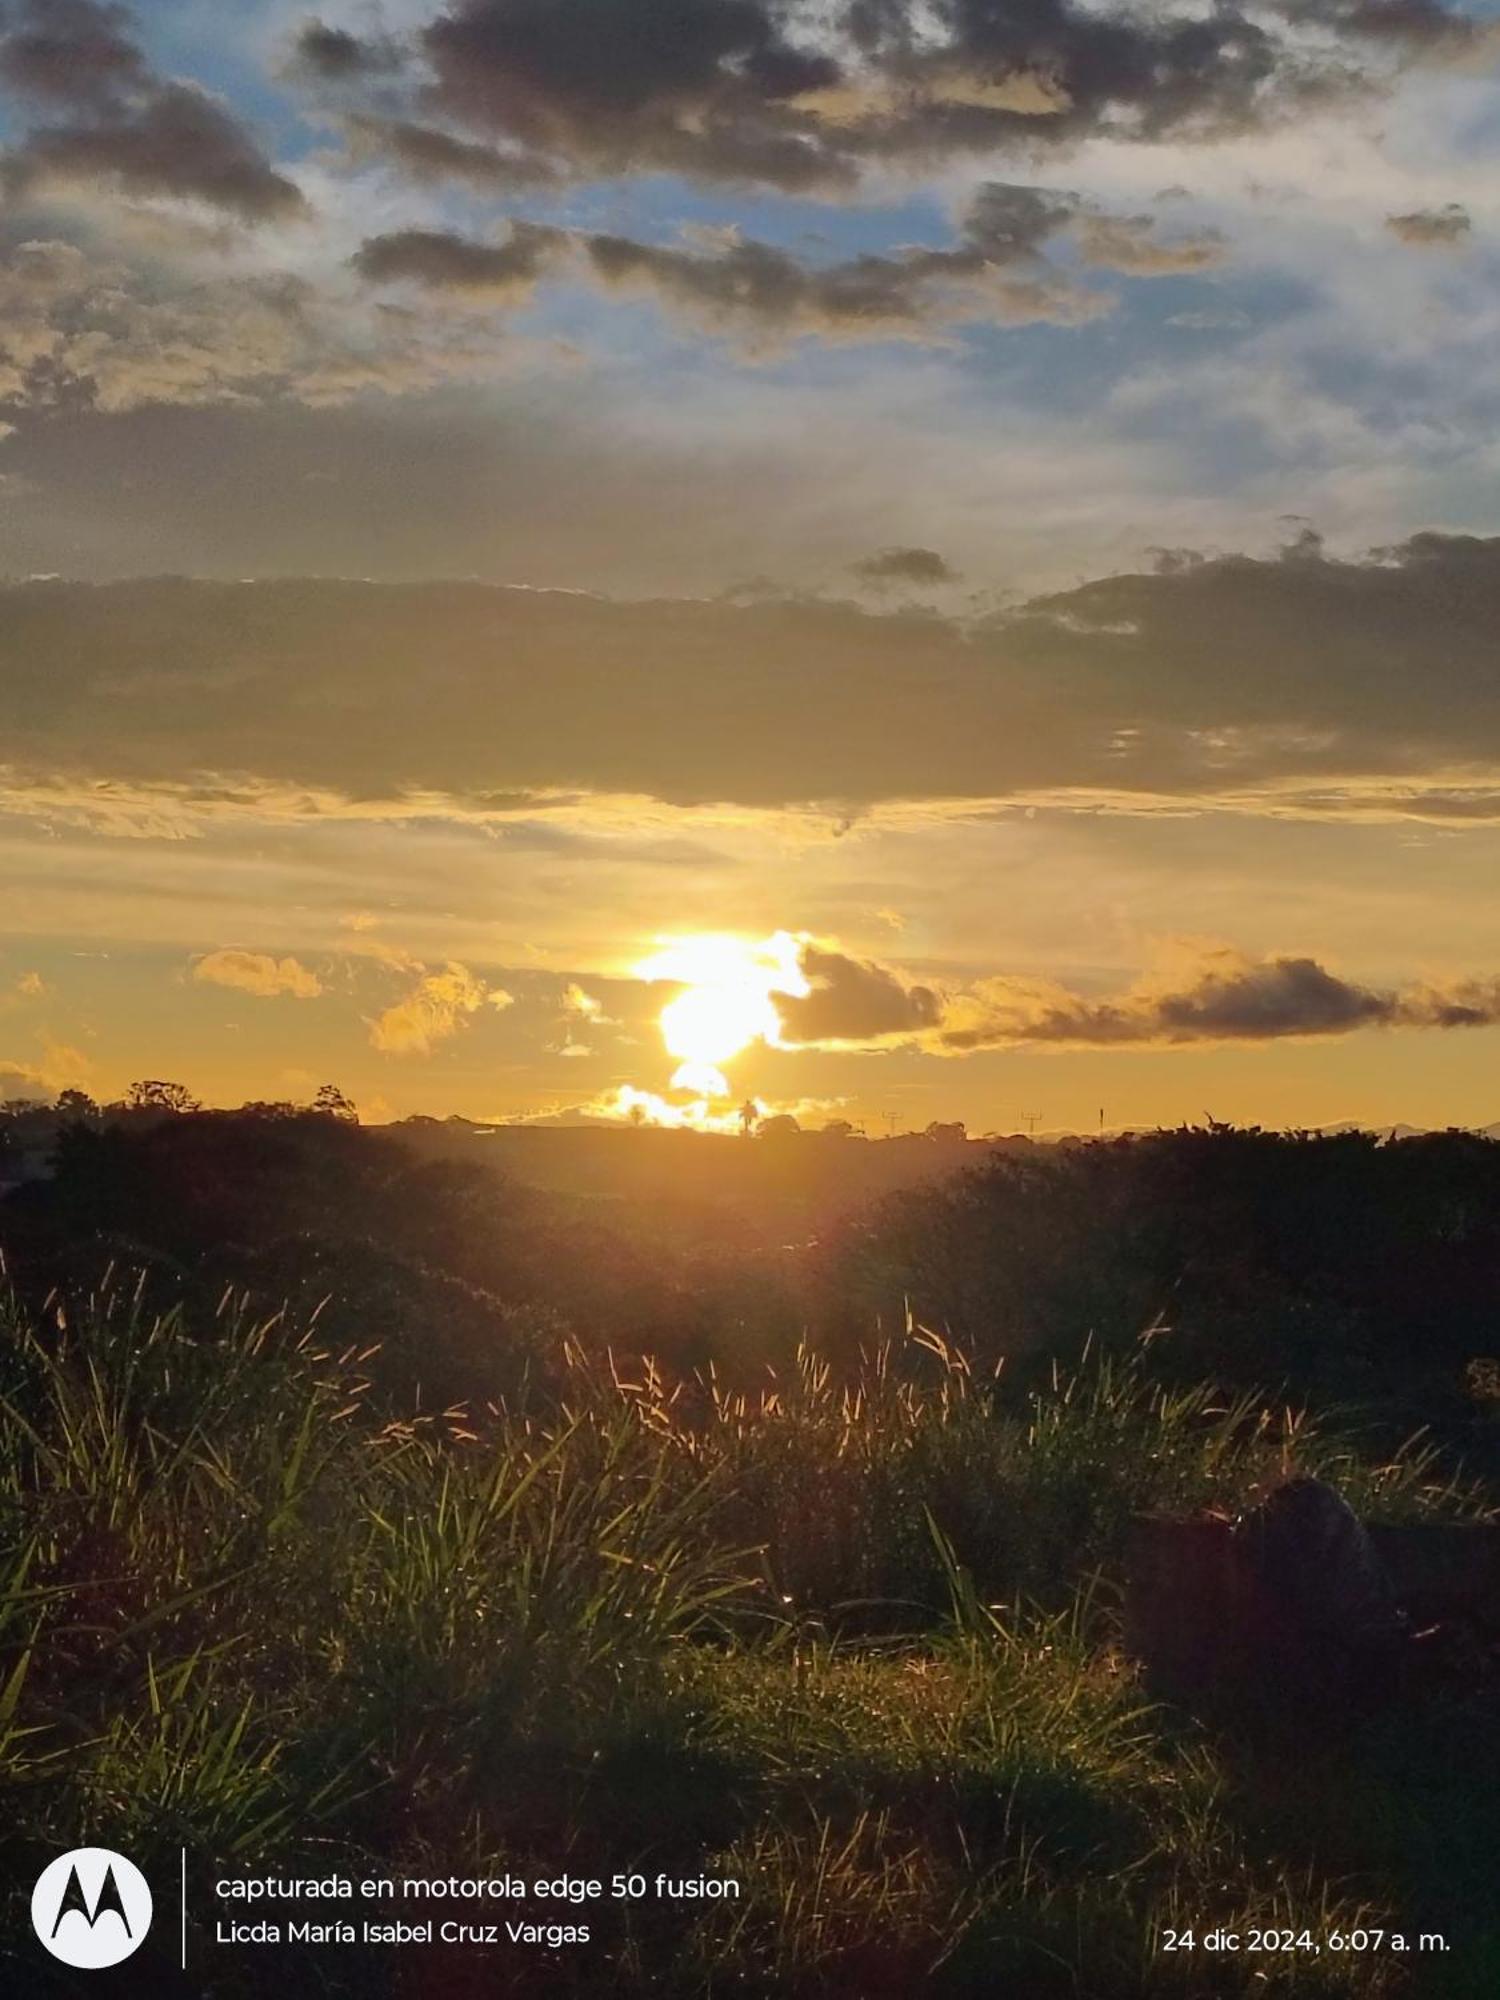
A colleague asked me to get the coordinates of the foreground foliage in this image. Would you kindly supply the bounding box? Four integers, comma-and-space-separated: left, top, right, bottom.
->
0, 1276, 1495, 1996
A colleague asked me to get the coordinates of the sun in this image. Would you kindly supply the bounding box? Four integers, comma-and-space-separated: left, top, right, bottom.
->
635, 933, 809, 1098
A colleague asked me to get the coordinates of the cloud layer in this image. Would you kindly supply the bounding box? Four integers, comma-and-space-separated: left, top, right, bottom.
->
4, 530, 1500, 823
769, 940, 1500, 1053
302, 0, 1478, 196
350, 182, 1224, 345
939, 948, 1500, 1050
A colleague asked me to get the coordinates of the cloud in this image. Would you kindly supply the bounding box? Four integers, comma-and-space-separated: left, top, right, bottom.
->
0, 0, 304, 222
0, 0, 146, 113
192, 949, 323, 999
0, 1060, 50, 1101
774, 943, 941, 1045
550, 979, 614, 1053
1385, 203, 1472, 246
575, 180, 1182, 337
290, 20, 401, 80
369, 959, 513, 1053
341, 112, 560, 188
638, 933, 1500, 1057
417, 0, 844, 193
0, 234, 530, 414
4, 88, 306, 223
1166, 305, 1251, 331
350, 185, 1220, 345
0, 1033, 94, 1096
1073, 213, 1226, 274
562, 982, 612, 1022
319, 0, 1480, 197
936, 946, 1500, 1050
1296, 0, 1476, 50
350, 221, 563, 299
7, 530, 1500, 823
1406, 978, 1500, 1028
852, 546, 960, 587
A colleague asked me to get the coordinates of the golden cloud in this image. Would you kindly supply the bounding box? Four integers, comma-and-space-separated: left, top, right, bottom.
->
193, 949, 323, 999
369, 961, 513, 1055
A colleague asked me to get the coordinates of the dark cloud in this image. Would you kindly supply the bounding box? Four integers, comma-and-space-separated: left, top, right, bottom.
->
577, 219, 1104, 338
4, 532, 1500, 821
351, 205, 1105, 339
1002, 528, 1500, 783
775, 943, 942, 1044
350, 183, 1219, 342
5, 84, 307, 221
313, 0, 1477, 195
350, 221, 564, 297
1409, 979, 1500, 1027
1152, 955, 1390, 1038
291, 20, 401, 79
0, 0, 146, 112
0, 1, 304, 221
1385, 203, 1471, 246
420, 0, 845, 192
938, 949, 1500, 1050
852, 546, 961, 586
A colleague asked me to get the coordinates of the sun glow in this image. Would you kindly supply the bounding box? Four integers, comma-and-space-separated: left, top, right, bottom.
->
635, 932, 809, 1097
592, 1084, 749, 1132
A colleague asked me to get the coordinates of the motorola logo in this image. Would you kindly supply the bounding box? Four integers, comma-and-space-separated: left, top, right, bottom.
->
31, 1849, 153, 1969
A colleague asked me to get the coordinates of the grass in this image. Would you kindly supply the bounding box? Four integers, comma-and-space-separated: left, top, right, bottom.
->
1, 1274, 1495, 1995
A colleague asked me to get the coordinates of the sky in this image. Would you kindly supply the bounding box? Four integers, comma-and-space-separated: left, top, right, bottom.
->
2, 0, 1500, 1133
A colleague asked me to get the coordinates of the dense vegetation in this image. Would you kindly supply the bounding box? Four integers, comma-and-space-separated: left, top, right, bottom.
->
7, 1106, 1500, 1449
2, 1109, 1498, 1994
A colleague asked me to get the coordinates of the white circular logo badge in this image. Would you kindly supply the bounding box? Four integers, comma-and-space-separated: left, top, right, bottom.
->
31, 1848, 153, 1969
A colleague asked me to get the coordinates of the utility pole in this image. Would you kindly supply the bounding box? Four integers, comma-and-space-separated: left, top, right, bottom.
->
1020, 1110, 1041, 1138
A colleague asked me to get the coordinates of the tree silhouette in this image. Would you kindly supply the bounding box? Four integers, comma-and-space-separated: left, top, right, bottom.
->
312, 1083, 358, 1122
126, 1079, 201, 1114
758, 1113, 801, 1139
